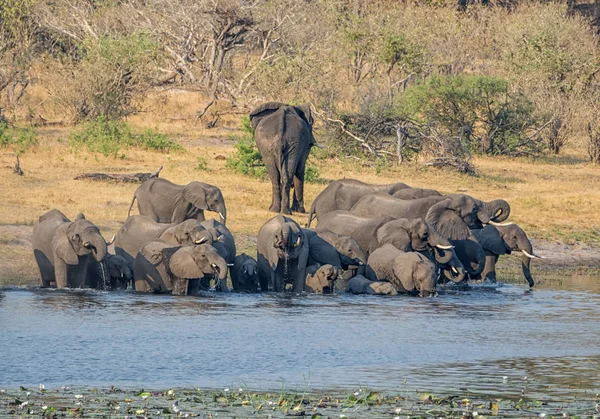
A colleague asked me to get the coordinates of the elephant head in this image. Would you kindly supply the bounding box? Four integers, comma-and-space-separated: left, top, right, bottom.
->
169, 244, 229, 292
310, 230, 366, 269
268, 215, 305, 268
496, 224, 544, 287
436, 247, 467, 284
166, 220, 214, 246
173, 182, 227, 225
305, 264, 338, 294
249, 102, 321, 148
52, 217, 107, 265
237, 255, 259, 291
392, 252, 437, 297
105, 254, 132, 288
426, 194, 491, 241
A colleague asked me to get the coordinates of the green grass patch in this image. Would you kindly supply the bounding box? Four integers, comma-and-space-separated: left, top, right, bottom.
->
0, 123, 39, 155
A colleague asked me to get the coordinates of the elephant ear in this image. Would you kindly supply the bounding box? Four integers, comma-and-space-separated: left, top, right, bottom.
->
183, 183, 208, 211
295, 103, 314, 127
249, 102, 287, 130
426, 198, 470, 241
377, 220, 412, 251
170, 248, 204, 279
140, 242, 168, 265
472, 225, 510, 255
392, 255, 415, 292
52, 224, 79, 265
74, 213, 86, 221
309, 234, 341, 267
266, 240, 280, 271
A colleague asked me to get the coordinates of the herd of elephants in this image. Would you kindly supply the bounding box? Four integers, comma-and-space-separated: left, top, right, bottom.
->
30, 102, 544, 297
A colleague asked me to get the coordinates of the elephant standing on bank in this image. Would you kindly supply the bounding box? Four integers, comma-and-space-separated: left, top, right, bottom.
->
32, 209, 108, 288
128, 178, 227, 225
366, 245, 437, 297
231, 254, 259, 292
133, 243, 228, 295
115, 216, 214, 270
304, 264, 339, 294
307, 179, 410, 227
472, 224, 544, 287
257, 215, 309, 293
249, 102, 322, 214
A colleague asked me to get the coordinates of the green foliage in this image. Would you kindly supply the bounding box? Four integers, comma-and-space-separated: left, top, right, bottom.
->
69, 117, 182, 157
0, 0, 36, 37
195, 156, 209, 171
379, 33, 423, 74
0, 123, 38, 154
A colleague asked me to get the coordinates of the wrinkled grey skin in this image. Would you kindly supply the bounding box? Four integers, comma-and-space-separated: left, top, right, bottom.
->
115, 216, 214, 270
366, 244, 437, 297
392, 188, 442, 200
303, 228, 366, 272
257, 215, 309, 293
128, 178, 227, 225
32, 209, 108, 288
347, 275, 398, 295
447, 239, 486, 281
133, 243, 228, 295
307, 178, 410, 227
472, 224, 541, 287
88, 253, 133, 290
231, 253, 259, 292
304, 264, 339, 294
315, 212, 465, 282
200, 219, 236, 265
250, 102, 319, 214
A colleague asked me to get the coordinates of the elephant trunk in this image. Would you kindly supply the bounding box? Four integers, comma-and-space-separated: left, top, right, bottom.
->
432, 245, 454, 265
442, 264, 466, 283
478, 199, 510, 224
520, 239, 535, 288
216, 204, 227, 226
87, 234, 107, 263
212, 257, 229, 291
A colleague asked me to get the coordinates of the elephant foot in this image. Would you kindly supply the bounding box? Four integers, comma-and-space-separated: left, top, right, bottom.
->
269, 204, 281, 213
295, 206, 306, 214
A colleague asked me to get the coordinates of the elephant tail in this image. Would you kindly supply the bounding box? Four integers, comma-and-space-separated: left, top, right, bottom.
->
127, 192, 137, 218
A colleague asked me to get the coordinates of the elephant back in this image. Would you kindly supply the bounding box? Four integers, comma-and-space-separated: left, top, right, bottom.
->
249, 102, 288, 129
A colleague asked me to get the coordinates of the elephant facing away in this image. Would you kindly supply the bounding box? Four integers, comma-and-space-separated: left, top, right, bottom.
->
303, 228, 366, 272
133, 243, 228, 295
472, 224, 544, 287
257, 215, 309, 293
366, 244, 437, 297
115, 216, 214, 270
32, 209, 108, 288
250, 102, 322, 215
128, 178, 227, 225
307, 179, 410, 227
347, 275, 398, 296
231, 254, 259, 292
304, 264, 339, 294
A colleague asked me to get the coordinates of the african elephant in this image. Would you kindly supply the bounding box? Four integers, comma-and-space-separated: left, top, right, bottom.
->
115, 216, 214, 270
472, 224, 544, 287
128, 178, 227, 225
303, 228, 366, 272
231, 254, 259, 292
304, 264, 339, 294
392, 188, 442, 200
448, 239, 486, 281
257, 215, 309, 293
32, 209, 108, 288
315, 212, 464, 281
133, 242, 228, 295
365, 244, 437, 297
307, 179, 410, 227
199, 219, 236, 265
347, 275, 398, 295
87, 253, 133, 290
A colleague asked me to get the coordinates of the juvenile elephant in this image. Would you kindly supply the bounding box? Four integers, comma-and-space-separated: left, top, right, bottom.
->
347, 275, 398, 296
133, 243, 228, 295
366, 244, 437, 297
304, 264, 339, 294
200, 219, 236, 265
257, 215, 308, 293
115, 216, 214, 269
32, 210, 108, 288
303, 228, 366, 271
307, 179, 410, 227
472, 224, 544, 287
250, 102, 323, 214
231, 254, 259, 292
392, 188, 442, 200
128, 178, 227, 225
88, 253, 132, 290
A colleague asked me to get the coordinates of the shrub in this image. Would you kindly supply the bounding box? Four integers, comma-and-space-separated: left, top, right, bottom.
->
0, 123, 38, 154
195, 157, 209, 171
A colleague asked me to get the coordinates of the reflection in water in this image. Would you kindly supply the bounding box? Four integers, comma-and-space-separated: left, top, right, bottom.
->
0, 275, 599, 402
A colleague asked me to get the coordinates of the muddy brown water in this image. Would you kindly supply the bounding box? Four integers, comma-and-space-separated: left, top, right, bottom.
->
0, 274, 599, 406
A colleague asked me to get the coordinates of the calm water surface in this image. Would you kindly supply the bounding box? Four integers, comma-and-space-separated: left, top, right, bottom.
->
1, 276, 599, 401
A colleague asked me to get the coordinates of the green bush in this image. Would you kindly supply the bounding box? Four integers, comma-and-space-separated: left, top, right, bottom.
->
69, 117, 182, 157
0, 123, 38, 154
195, 156, 209, 171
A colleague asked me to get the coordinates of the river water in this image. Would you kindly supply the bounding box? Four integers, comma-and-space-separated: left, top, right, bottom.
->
1, 276, 599, 402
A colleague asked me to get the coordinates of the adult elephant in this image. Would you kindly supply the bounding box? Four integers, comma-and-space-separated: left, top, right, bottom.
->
392, 188, 442, 200
302, 229, 366, 272
257, 215, 309, 293
133, 242, 228, 295
250, 102, 322, 214
128, 178, 227, 225
472, 224, 544, 287
115, 216, 214, 270
365, 245, 437, 297
32, 209, 108, 288
307, 179, 410, 227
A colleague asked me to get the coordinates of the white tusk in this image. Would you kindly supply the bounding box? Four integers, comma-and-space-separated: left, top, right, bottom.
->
358, 261, 364, 266
194, 237, 207, 244
83, 241, 91, 248
106, 235, 116, 246
313, 142, 326, 149
211, 263, 217, 268
435, 244, 454, 250
219, 212, 225, 220
227, 263, 234, 267
296, 236, 301, 246
522, 250, 546, 259
451, 266, 458, 274
489, 220, 515, 226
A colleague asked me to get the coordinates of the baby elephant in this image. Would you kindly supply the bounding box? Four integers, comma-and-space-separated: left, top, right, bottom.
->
366, 244, 437, 297
231, 253, 259, 292
88, 253, 133, 290
134, 242, 228, 295
347, 275, 397, 296
304, 264, 339, 294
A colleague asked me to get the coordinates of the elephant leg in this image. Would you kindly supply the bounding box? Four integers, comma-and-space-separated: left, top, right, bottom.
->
280, 177, 292, 215
54, 260, 68, 288
273, 270, 284, 293
268, 168, 282, 213
482, 255, 498, 283
291, 164, 306, 213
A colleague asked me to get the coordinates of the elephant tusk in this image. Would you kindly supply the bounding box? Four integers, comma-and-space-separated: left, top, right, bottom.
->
489, 220, 515, 226
358, 261, 364, 266
313, 141, 326, 149
435, 244, 454, 250
194, 237, 207, 244
219, 212, 225, 220
295, 236, 301, 247
83, 241, 91, 249
227, 263, 234, 267
451, 266, 458, 274
522, 250, 546, 259
106, 235, 116, 246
